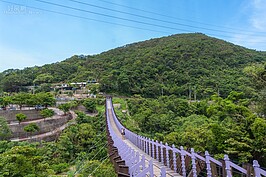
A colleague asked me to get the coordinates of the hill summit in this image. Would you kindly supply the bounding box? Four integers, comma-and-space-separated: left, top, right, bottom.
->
1, 33, 265, 98
84, 33, 266, 98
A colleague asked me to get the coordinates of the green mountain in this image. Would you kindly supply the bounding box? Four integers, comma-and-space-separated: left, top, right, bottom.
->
1, 33, 266, 98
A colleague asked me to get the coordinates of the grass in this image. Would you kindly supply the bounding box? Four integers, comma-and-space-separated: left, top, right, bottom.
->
112, 97, 127, 110
96, 104, 105, 114
111, 97, 141, 132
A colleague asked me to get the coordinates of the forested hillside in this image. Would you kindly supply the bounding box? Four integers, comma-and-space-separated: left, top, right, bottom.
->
1, 33, 265, 98
91, 33, 266, 98
122, 92, 266, 166
0, 33, 266, 173
0, 99, 116, 176
113, 59, 266, 166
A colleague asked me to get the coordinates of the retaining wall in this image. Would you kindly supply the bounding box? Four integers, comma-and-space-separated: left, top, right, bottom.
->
9, 114, 72, 139
0, 110, 42, 123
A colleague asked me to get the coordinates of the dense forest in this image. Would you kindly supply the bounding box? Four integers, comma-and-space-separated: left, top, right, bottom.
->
1, 33, 265, 98
0, 33, 265, 174
0, 99, 116, 176
120, 92, 266, 165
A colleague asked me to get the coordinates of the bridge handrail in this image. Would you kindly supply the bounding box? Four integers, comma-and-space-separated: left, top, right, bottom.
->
107, 98, 166, 176
254, 160, 266, 177
109, 97, 266, 177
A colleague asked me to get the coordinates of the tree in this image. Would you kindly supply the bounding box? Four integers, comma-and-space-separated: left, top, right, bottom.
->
25, 94, 38, 107
50, 163, 68, 174
0, 116, 11, 140
16, 113, 27, 124
257, 89, 266, 117
244, 63, 266, 88
0, 72, 27, 92
33, 73, 54, 85
251, 118, 266, 164
35, 92, 55, 108
0, 96, 11, 109
24, 123, 40, 137
79, 160, 116, 177
0, 145, 53, 176
89, 84, 100, 95
56, 123, 95, 161
244, 63, 266, 116
11, 92, 32, 110
83, 99, 96, 113
40, 109, 54, 120
35, 83, 52, 93
58, 103, 71, 115
75, 111, 89, 124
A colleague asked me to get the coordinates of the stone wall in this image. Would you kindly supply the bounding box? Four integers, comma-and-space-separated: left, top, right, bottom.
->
9, 114, 72, 139
0, 110, 42, 123
27, 133, 60, 142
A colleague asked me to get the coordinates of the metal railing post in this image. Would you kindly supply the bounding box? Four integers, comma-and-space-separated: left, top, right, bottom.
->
180, 146, 186, 177
172, 144, 177, 173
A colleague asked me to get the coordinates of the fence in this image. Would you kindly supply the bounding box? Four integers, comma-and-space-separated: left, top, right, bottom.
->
109, 97, 266, 177
106, 97, 168, 177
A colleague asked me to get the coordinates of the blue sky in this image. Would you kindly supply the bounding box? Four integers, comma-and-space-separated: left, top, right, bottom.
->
0, 0, 266, 72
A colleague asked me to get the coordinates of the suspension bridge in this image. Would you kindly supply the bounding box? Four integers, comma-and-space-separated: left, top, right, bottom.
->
105, 97, 266, 177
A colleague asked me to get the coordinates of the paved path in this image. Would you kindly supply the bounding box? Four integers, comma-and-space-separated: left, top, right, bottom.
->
10, 111, 77, 142
107, 100, 181, 177
9, 108, 65, 125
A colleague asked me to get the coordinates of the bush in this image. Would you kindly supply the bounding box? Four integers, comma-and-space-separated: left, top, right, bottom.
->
96, 98, 105, 105
16, 113, 27, 124
51, 163, 69, 174
0, 117, 11, 140
75, 111, 90, 124
40, 109, 54, 118
24, 123, 40, 133
58, 103, 71, 115
83, 99, 96, 113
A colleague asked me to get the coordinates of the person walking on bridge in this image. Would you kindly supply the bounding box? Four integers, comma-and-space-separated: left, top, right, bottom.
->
121, 128, 125, 140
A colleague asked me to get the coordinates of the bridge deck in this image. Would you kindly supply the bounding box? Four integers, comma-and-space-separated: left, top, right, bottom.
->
107, 103, 181, 177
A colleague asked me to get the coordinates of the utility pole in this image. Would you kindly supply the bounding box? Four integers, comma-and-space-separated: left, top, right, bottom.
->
188, 84, 192, 100
193, 86, 197, 101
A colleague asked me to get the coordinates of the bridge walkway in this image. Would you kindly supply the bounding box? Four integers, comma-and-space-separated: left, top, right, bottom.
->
107, 99, 181, 177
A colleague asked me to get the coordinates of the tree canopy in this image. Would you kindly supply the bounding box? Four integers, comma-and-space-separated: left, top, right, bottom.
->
0, 98, 115, 176
16, 113, 27, 124
24, 123, 40, 134
0, 117, 11, 140
119, 92, 266, 166
1, 34, 265, 100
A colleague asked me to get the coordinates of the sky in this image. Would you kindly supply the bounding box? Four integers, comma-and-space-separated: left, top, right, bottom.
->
0, 0, 266, 72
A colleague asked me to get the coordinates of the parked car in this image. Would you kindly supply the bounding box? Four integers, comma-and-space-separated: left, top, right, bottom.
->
8, 107, 16, 110
35, 105, 45, 110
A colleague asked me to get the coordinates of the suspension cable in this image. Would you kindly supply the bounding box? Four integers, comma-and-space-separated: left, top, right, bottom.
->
88, 155, 110, 176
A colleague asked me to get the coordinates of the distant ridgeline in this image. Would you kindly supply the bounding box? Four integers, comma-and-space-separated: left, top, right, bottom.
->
0, 33, 266, 98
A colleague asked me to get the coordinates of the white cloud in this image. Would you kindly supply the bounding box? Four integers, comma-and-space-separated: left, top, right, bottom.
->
0, 45, 43, 72
250, 0, 266, 31
231, 33, 265, 51
230, 0, 266, 51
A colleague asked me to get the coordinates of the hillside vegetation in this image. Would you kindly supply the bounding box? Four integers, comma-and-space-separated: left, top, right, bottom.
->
91, 33, 266, 98
0, 99, 116, 176
0, 33, 266, 172
1, 33, 265, 98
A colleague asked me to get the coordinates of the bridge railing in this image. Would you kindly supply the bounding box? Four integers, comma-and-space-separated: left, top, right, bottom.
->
107, 98, 165, 177
109, 98, 266, 177
106, 104, 129, 175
